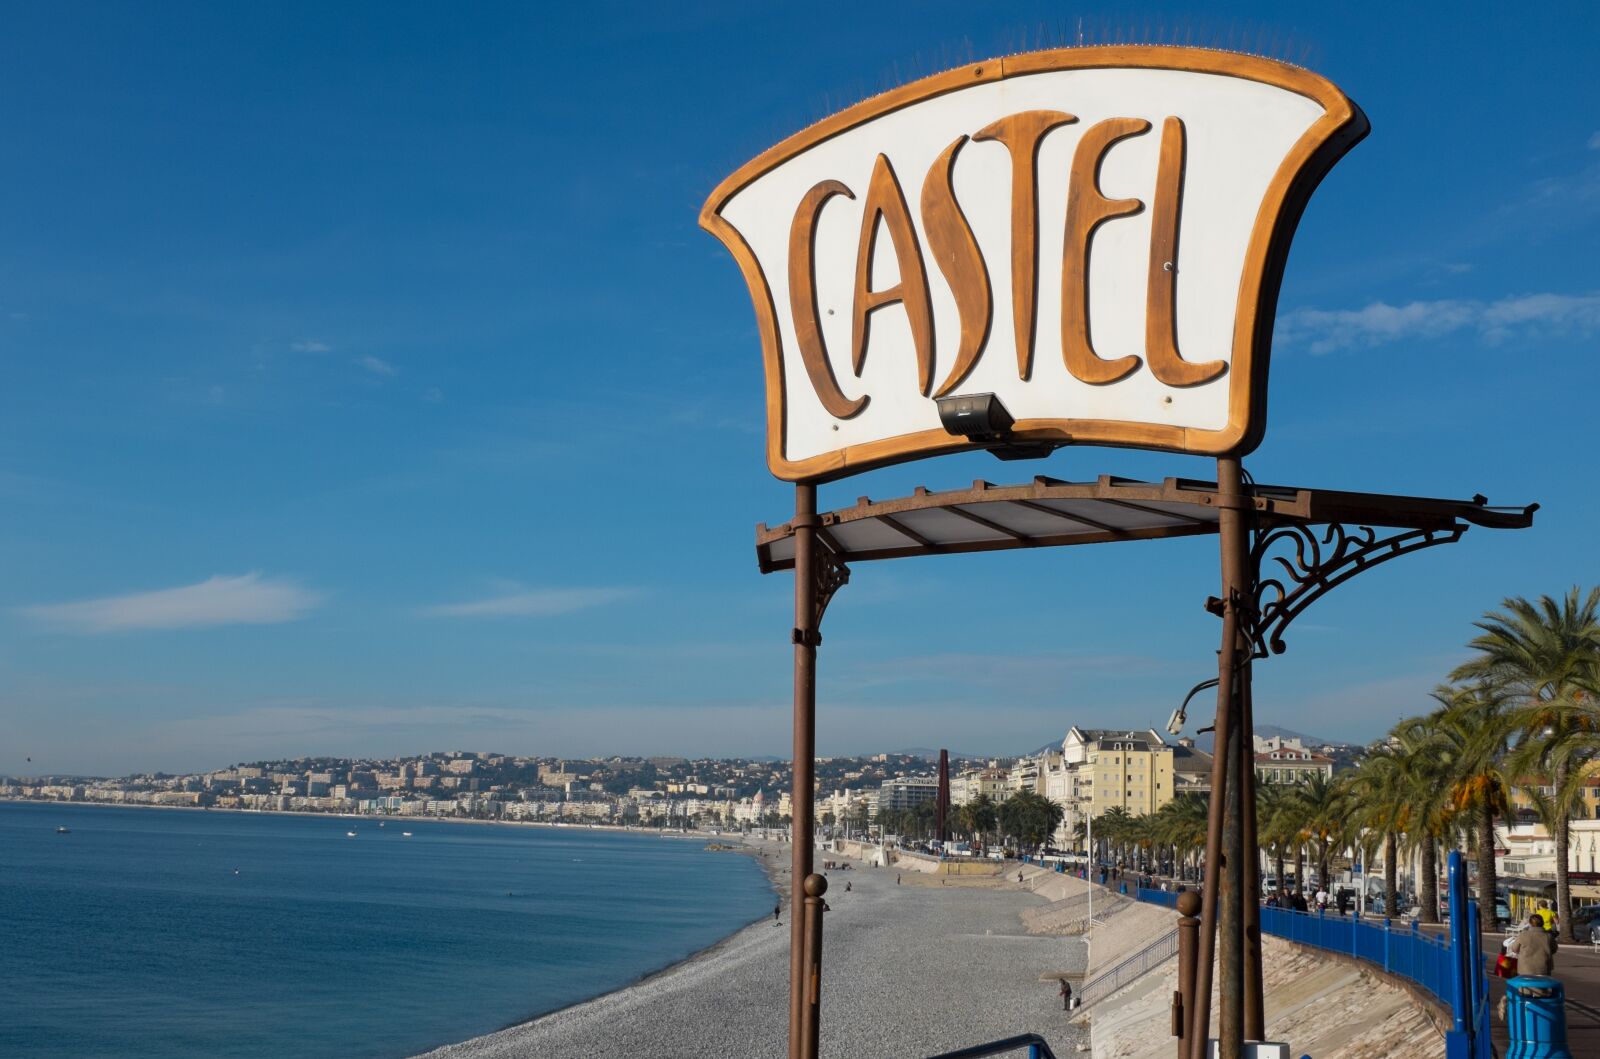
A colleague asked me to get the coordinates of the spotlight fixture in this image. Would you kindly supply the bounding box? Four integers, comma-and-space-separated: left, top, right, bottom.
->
934, 393, 1058, 462
1170, 676, 1221, 736
935, 392, 1014, 440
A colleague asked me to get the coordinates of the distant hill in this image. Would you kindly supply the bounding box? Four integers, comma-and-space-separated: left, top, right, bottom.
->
893, 747, 985, 761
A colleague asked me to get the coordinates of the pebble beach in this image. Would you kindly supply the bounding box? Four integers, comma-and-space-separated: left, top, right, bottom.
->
415, 840, 1088, 1059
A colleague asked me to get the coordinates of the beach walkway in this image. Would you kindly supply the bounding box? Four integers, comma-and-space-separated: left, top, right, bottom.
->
417, 840, 1086, 1059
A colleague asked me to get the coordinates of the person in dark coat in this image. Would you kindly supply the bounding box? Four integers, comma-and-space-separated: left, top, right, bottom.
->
1058, 979, 1073, 1010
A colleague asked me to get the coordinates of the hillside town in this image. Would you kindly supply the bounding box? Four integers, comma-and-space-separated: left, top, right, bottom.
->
3, 727, 1345, 844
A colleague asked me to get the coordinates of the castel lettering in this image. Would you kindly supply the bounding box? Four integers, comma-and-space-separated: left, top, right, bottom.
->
788, 112, 1227, 418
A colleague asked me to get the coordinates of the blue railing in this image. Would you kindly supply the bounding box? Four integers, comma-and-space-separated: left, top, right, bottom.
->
925, 1032, 1057, 1059
1258, 905, 1453, 1002
1134, 852, 1490, 1059
1135, 886, 1179, 908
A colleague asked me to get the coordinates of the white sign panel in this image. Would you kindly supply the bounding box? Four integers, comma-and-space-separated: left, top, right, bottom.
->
702, 47, 1366, 481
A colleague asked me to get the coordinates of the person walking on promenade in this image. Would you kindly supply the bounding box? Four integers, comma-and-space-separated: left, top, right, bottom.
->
1499, 914, 1559, 1021
773, 901, 781, 925
1510, 913, 1559, 975
1059, 979, 1073, 1011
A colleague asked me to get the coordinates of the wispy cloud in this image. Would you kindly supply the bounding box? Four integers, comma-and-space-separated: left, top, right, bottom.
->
290, 340, 331, 353
419, 585, 634, 618
20, 574, 322, 633
1588, 130, 1600, 151
1278, 291, 1600, 355
356, 355, 395, 376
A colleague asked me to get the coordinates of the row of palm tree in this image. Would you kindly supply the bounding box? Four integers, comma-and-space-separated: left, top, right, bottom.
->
1252, 587, 1599, 941
1078, 589, 1597, 942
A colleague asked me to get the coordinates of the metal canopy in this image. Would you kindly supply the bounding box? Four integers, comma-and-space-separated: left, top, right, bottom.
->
755, 474, 1535, 572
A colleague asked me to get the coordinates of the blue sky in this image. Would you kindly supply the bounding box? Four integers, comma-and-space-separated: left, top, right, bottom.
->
1, 1, 1595, 775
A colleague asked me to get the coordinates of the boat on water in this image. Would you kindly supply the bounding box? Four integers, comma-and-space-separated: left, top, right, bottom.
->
401, 831, 413, 837
345, 830, 357, 837
55, 826, 70, 834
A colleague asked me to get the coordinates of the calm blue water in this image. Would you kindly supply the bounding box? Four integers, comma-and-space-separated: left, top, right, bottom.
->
0, 802, 773, 1058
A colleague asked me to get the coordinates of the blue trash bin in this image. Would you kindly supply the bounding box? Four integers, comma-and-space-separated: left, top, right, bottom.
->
1505, 975, 1572, 1059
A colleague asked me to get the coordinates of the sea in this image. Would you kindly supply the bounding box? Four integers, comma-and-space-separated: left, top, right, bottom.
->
0, 801, 774, 1058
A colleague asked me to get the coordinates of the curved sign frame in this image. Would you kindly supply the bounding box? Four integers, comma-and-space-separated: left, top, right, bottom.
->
701, 46, 1368, 482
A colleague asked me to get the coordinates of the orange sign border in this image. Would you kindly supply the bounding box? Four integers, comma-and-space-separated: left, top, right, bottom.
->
700, 46, 1368, 483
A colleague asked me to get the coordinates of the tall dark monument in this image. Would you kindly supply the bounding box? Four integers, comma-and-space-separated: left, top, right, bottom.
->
936, 748, 950, 843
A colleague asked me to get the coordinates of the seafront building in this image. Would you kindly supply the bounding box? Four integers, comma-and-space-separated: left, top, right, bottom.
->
1252, 734, 1336, 785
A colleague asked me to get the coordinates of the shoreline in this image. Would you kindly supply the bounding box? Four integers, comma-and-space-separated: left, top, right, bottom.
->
415, 840, 1085, 1059
451, 836, 791, 1048
0, 796, 721, 840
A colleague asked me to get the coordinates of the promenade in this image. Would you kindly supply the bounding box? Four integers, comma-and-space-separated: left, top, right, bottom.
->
1483, 929, 1600, 1054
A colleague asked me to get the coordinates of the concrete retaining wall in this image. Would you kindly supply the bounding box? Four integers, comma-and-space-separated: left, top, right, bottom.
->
1076, 900, 1447, 1059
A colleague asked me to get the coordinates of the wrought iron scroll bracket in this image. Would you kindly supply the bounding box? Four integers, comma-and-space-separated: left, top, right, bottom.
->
793, 544, 850, 647
1247, 521, 1467, 658
814, 544, 850, 630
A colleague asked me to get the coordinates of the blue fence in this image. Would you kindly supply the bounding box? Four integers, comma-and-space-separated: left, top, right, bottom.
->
1134, 887, 1178, 909
1258, 904, 1455, 1000
1134, 851, 1490, 1059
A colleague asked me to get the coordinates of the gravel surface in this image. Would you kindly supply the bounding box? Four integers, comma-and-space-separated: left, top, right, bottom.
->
416, 843, 1088, 1059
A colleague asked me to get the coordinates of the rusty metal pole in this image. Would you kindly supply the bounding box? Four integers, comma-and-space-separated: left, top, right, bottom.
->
1175, 890, 1201, 1059
798, 873, 829, 1058
1219, 456, 1250, 1053
1190, 456, 1248, 1059
789, 483, 819, 1059
1187, 594, 1235, 1059
1239, 660, 1265, 1040
1219, 681, 1245, 1053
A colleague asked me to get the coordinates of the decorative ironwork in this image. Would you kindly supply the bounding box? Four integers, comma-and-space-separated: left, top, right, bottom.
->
814, 544, 850, 628
1248, 521, 1466, 657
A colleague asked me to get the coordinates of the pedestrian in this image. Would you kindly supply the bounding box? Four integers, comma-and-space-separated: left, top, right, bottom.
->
1058, 978, 1073, 1011
1498, 915, 1559, 1021
1018, 871, 1025, 884
774, 901, 782, 925
1535, 902, 1557, 934
845, 880, 851, 892
1511, 913, 1559, 975
897, 874, 901, 885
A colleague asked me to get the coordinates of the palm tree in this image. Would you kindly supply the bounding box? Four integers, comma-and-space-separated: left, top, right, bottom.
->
966, 793, 998, 848
1390, 715, 1460, 923
1256, 782, 1299, 897
1452, 587, 1600, 942
1345, 742, 1409, 915
1432, 683, 1516, 927
1153, 793, 1208, 880
1295, 772, 1348, 894
998, 790, 1064, 851
1096, 806, 1131, 866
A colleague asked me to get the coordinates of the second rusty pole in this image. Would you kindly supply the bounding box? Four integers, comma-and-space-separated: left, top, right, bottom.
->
789, 482, 820, 1059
